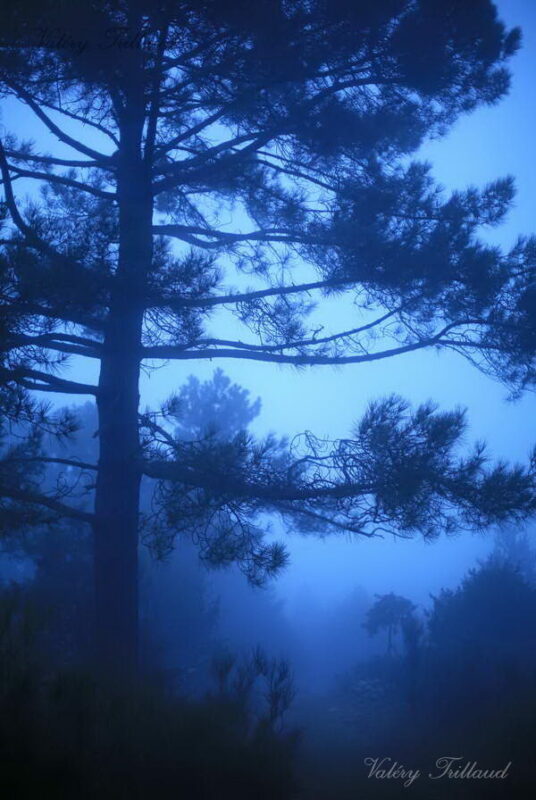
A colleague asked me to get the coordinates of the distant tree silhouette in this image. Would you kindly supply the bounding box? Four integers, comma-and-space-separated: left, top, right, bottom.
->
1, 0, 535, 673
364, 592, 416, 654
428, 560, 536, 664
340, 559, 536, 760
422, 559, 536, 718
489, 524, 536, 583
171, 369, 261, 442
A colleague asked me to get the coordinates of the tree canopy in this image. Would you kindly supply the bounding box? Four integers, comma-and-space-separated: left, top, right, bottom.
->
0, 0, 535, 670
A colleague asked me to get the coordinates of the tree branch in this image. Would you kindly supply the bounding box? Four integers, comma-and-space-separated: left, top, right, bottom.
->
145, 21, 169, 164
0, 299, 106, 332
152, 74, 392, 193
0, 366, 99, 395
0, 486, 94, 523
8, 332, 102, 359
255, 156, 335, 194
5, 164, 116, 201
2, 80, 113, 163
0, 139, 99, 276
36, 96, 120, 148
142, 318, 488, 364
148, 278, 348, 311
5, 456, 98, 472
142, 338, 446, 366
152, 223, 316, 247
176, 307, 403, 354
142, 459, 373, 502
4, 149, 112, 170
275, 503, 378, 536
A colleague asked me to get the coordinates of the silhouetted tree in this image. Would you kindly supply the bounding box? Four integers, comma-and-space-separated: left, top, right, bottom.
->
0, 372, 285, 680
171, 368, 261, 442
428, 560, 536, 665
421, 558, 536, 721
1, 0, 535, 674
489, 523, 536, 583
364, 592, 416, 654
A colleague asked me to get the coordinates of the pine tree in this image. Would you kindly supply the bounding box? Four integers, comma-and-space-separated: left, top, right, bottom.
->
1, 0, 535, 673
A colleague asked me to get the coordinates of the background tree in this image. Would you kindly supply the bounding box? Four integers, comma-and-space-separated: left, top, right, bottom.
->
428, 560, 536, 666
1, 0, 535, 673
171, 368, 261, 442
489, 523, 536, 583
364, 592, 416, 655
0, 371, 296, 687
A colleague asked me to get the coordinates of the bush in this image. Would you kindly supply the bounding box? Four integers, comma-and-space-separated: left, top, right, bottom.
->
0, 585, 299, 800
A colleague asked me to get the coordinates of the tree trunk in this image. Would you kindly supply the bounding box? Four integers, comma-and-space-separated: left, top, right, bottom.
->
93, 80, 151, 675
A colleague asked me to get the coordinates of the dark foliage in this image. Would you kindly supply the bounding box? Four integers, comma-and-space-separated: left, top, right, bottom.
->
305, 552, 536, 798
0, 0, 535, 672
0, 585, 298, 800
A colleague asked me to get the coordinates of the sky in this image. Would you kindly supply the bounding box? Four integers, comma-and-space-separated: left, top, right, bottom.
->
2, 0, 536, 612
